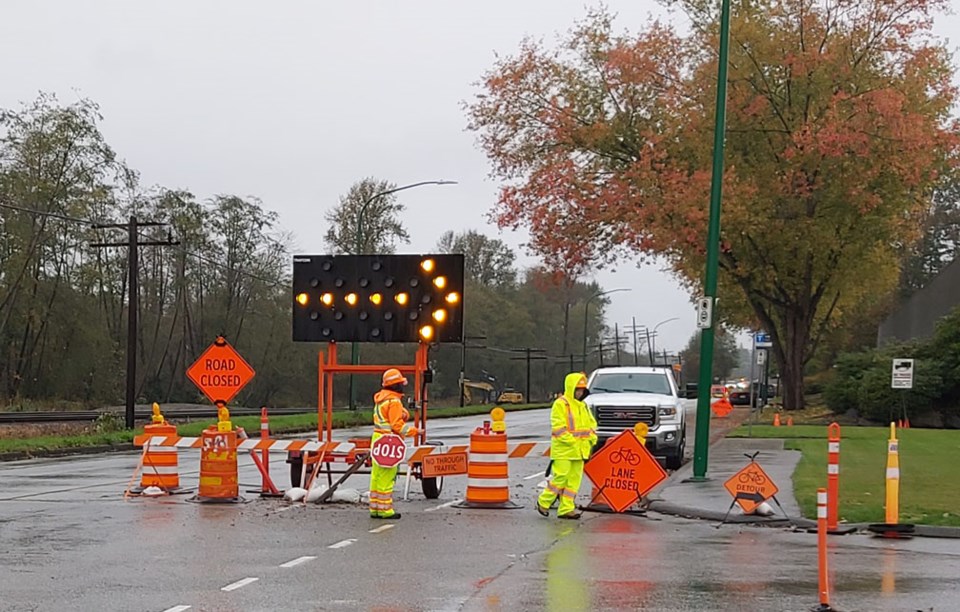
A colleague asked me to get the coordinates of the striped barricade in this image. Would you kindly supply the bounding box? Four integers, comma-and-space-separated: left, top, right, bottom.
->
133, 435, 355, 455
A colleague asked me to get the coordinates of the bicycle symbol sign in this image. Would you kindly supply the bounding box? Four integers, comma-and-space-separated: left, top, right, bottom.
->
723, 460, 779, 513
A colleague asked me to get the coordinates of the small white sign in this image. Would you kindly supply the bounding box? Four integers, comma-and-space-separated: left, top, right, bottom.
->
697, 297, 713, 329
757, 349, 766, 365
891, 358, 914, 390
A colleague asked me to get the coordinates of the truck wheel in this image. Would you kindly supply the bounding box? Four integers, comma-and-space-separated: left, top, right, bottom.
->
421, 476, 443, 499
666, 435, 686, 470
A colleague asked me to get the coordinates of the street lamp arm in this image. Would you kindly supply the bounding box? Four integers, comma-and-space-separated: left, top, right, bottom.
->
355, 180, 457, 254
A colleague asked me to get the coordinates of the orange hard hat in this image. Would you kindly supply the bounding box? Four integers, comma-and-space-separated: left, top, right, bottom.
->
576, 374, 588, 389
382, 368, 408, 387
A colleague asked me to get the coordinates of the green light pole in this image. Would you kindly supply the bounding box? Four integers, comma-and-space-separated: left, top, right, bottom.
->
348, 179, 457, 410
691, 0, 732, 481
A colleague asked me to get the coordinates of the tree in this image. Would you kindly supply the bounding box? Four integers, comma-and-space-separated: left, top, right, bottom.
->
898, 169, 960, 298
680, 329, 740, 385
436, 230, 518, 287
324, 177, 409, 254
466, 3, 959, 409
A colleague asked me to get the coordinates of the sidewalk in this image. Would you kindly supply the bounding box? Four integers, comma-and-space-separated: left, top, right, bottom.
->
647, 436, 814, 528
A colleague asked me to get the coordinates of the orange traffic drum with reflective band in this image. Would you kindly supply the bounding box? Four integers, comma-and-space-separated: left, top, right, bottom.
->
455, 429, 521, 509
197, 428, 239, 501
138, 422, 183, 492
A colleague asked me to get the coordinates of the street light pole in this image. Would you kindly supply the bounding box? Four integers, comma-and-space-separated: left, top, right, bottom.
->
582, 288, 631, 370
348, 179, 457, 410
651, 317, 679, 363
691, 0, 732, 481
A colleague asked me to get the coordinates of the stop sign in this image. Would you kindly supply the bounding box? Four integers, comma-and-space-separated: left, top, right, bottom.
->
370, 434, 407, 468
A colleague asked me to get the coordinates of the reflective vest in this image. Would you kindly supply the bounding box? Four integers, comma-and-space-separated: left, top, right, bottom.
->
550, 396, 597, 460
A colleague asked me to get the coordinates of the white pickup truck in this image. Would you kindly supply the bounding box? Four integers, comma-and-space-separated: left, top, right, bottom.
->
585, 366, 687, 469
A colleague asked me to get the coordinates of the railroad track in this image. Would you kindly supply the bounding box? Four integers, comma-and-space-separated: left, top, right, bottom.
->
0, 406, 316, 424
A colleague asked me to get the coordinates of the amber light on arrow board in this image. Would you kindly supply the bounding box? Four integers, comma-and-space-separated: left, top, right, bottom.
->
445, 292, 460, 305
432, 309, 447, 323
419, 325, 434, 341
370, 293, 383, 306
420, 259, 435, 273
295, 293, 309, 306
321, 293, 334, 306
345, 293, 358, 306
395, 292, 409, 306
433, 276, 447, 289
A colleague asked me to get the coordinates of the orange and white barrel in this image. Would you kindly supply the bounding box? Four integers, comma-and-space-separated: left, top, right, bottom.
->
456, 428, 520, 509
140, 422, 180, 491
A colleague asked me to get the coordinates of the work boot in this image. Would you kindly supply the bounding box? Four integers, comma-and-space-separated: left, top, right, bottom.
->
558, 511, 582, 520
383, 512, 402, 520
536, 502, 549, 517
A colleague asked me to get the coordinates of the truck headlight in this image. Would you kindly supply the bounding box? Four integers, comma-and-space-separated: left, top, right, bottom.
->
658, 406, 677, 417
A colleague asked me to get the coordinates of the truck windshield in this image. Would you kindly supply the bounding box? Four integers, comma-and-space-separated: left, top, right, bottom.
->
590, 373, 671, 395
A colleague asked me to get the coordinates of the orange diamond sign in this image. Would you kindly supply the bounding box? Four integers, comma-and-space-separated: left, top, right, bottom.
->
186, 336, 255, 405
584, 430, 668, 513
723, 461, 779, 514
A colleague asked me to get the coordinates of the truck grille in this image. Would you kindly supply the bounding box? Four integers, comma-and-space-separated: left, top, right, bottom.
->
594, 405, 657, 429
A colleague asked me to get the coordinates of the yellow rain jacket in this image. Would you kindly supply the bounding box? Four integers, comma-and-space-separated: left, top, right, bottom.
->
549, 373, 598, 460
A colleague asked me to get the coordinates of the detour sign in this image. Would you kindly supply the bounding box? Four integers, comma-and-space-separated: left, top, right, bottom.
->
186, 336, 256, 405
583, 430, 667, 513
723, 461, 779, 513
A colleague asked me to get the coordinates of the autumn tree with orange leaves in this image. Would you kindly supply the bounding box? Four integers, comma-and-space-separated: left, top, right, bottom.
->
467, 1, 959, 409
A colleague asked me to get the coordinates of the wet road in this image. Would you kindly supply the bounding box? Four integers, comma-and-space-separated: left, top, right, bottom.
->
2, 406, 959, 611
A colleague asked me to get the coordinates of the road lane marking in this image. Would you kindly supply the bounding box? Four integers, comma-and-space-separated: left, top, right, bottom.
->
369, 524, 395, 534
424, 499, 462, 512
328, 538, 357, 549
524, 471, 546, 480
162, 606, 191, 612
280, 556, 317, 568
221, 577, 259, 592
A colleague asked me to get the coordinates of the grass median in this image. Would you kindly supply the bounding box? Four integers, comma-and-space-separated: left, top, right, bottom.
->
730, 424, 960, 527
0, 403, 549, 459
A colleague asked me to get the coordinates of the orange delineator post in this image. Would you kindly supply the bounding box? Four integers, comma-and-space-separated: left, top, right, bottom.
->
455, 425, 521, 509
260, 407, 270, 493
816, 488, 832, 611
197, 428, 239, 501
827, 422, 841, 531
139, 421, 181, 491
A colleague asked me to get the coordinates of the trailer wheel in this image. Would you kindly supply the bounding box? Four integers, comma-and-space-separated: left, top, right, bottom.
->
421, 476, 443, 499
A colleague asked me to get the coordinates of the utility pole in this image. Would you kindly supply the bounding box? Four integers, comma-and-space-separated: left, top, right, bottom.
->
509, 347, 546, 403
631, 317, 639, 365
91, 216, 178, 429
645, 328, 654, 365
614, 323, 621, 366
459, 334, 487, 406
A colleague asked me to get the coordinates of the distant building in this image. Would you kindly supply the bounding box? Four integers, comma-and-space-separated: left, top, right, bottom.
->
878, 257, 960, 345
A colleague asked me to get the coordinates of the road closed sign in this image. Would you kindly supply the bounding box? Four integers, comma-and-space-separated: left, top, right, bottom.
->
371, 434, 407, 468
723, 461, 779, 514
583, 430, 668, 513
187, 336, 256, 405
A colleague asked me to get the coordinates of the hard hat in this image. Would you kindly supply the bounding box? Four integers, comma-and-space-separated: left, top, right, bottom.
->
382, 368, 408, 387
576, 375, 588, 389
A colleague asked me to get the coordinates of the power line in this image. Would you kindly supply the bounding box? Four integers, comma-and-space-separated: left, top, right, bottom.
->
0, 200, 97, 225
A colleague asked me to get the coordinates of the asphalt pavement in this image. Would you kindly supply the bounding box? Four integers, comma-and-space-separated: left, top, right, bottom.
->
2, 404, 959, 611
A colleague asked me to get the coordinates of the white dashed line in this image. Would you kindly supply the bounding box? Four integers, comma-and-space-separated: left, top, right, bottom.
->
369, 524, 395, 534
524, 471, 547, 480
162, 606, 191, 612
328, 538, 357, 549
424, 499, 462, 512
221, 577, 259, 592
280, 555, 317, 568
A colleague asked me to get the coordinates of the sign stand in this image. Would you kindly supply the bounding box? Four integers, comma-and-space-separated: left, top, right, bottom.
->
718, 452, 791, 526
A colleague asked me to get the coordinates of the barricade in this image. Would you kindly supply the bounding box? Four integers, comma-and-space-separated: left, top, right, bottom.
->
455, 419, 521, 509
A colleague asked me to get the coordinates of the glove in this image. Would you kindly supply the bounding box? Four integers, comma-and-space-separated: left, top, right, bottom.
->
405, 427, 419, 439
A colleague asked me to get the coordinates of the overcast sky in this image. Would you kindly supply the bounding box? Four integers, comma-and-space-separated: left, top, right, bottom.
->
2, 1, 958, 355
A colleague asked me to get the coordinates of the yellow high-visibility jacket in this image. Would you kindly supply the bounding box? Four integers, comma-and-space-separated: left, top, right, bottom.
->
550, 373, 598, 460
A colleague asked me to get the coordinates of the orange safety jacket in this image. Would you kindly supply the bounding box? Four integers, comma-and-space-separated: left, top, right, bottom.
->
372, 389, 413, 437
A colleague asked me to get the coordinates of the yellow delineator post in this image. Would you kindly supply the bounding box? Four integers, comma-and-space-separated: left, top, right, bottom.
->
885, 422, 899, 524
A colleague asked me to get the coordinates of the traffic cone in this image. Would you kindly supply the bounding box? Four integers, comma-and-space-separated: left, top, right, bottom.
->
773, 413, 781, 427
786, 416, 794, 427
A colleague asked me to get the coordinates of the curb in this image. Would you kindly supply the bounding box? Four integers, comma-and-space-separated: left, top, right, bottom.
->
645, 499, 816, 528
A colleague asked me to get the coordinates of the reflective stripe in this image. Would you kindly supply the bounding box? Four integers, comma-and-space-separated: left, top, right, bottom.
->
827, 464, 839, 475
560, 489, 577, 499
148, 447, 177, 453
828, 442, 840, 453
817, 491, 827, 505
552, 427, 568, 437
818, 506, 827, 519
571, 431, 592, 438
886, 468, 900, 479
468, 478, 510, 488
470, 453, 508, 464
546, 483, 561, 496
144, 465, 179, 475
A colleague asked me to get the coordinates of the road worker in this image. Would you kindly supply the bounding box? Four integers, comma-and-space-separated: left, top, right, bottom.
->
369, 368, 418, 519
537, 372, 597, 519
